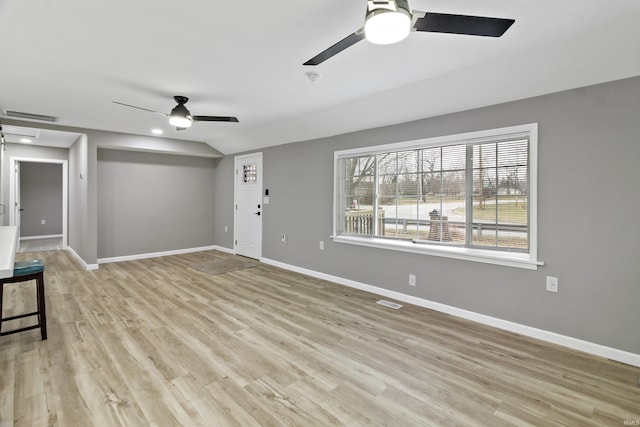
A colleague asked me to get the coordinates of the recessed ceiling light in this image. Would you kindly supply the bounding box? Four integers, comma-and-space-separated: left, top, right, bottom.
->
151, 129, 163, 135
20, 138, 33, 143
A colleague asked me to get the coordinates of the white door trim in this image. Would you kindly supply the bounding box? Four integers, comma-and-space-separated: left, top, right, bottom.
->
233, 152, 263, 259
9, 157, 69, 249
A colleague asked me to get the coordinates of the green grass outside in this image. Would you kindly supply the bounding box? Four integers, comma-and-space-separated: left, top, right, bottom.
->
453, 201, 528, 223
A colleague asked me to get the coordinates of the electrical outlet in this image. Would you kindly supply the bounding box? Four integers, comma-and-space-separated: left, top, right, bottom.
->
409, 274, 416, 287
224, 225, 228, 233
41, 219, 46, 225
546, 276, 558, 293
319, 240, 324, 250
281, 234, 287, 244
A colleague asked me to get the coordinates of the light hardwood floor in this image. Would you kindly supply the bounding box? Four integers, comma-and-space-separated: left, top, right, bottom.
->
17, 238, 62, 254
1, 249, 639, 426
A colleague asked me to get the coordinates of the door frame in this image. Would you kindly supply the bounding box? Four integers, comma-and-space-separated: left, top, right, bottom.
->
233, 152, 263, 258
9, 157, 69, 248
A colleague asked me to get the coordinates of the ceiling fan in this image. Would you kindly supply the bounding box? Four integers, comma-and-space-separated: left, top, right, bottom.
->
113, 96, 239, 130
303, 0, 515, 66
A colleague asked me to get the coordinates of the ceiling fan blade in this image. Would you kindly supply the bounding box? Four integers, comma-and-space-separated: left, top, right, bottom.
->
112, 101, 167, 116
192, 115, 239, 123
303, 30, 365, 66
414, 12, 514, 37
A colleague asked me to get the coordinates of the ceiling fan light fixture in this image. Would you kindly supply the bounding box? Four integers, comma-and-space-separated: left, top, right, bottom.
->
364, 2, 412, 45
169, 103, 193, 128
168, 116, 192, 128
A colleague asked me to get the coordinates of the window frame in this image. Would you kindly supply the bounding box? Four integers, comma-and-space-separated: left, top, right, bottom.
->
332, 123, 540, 270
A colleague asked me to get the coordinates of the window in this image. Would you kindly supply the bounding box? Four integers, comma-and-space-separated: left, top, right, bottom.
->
333, 124, 539, 269
242, 164, 257, 183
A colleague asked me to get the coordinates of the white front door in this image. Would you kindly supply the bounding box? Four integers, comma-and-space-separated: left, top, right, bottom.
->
234, 153, 263, 259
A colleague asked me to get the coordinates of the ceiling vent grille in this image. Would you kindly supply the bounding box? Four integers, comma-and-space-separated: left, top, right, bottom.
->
2, 109, 59, 123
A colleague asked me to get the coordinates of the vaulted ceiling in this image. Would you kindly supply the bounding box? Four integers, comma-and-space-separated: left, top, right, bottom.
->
1, 0, 639, 155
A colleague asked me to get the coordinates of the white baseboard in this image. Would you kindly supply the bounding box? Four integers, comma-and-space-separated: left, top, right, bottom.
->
211, 245, 235, 255
97, 245, 219, 264
66, 247, 99, 271
260, 257, 640, 368
20, 234, 63, 241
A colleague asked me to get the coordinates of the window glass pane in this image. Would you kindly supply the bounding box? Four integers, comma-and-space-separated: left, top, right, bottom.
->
344, 156, 374, 203
398, 150, 419, 173
344, 156, 375, 235
376, 152, 420, 240
385, 203, 419, 240
442, 145, 466, 172
376, 153, 396, 238
473, 154, 497, 202
497, 165, 527, 198
497, 139, 528, 167
378, 152, 397, 176
242, 164, 257, 183
441, 168, 465, 196
379, 195, 398, 237
471, 139, 529, 250
396, 173, 417, 200
440, 171, 465, 244
474, 143, 497, 169
414, 202, 428, 241
378, 177, 397, 196
496, 194, 528, 249
378, 171, 419, 240
472, 167, 498, 247
421, 147, 441, 171
345, 175, 374, 208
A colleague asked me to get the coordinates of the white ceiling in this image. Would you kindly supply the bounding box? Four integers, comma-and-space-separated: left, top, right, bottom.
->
1, 0, 639, 155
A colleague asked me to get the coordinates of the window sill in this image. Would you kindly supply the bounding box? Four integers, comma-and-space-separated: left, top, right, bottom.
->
331, 235, 542, 270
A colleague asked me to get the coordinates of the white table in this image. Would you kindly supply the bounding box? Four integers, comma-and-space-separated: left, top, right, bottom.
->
0, 226, 18, 279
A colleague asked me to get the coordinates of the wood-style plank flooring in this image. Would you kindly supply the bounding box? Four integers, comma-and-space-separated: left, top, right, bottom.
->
1, 250, 639, 426
17, 238, 62, 254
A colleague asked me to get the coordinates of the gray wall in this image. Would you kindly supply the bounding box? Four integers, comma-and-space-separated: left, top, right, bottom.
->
212, 156, 235, 249
97, 149, 216, 258
19, 162, 63, 237
213, 76, 640, 355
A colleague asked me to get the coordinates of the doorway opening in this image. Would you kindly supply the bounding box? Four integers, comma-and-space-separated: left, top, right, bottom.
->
9, 157, 69, 251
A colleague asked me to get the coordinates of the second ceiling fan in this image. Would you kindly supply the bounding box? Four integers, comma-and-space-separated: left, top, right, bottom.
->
303, 0, 515, 66
113, 96, 239, 131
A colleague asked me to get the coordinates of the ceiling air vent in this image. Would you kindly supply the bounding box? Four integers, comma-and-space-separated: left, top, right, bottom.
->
2, 109, 59, 123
